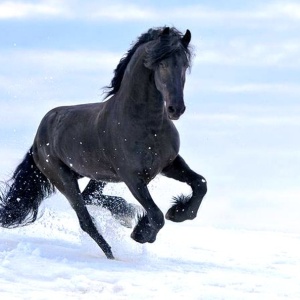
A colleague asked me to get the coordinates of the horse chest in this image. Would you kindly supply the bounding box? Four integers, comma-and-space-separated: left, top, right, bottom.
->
121, 130, 179, 177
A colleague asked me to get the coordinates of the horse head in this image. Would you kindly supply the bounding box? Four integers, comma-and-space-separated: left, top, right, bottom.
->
145, 28, 192, 120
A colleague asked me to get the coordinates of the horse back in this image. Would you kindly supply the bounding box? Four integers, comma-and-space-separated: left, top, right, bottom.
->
32, 102, 121, 181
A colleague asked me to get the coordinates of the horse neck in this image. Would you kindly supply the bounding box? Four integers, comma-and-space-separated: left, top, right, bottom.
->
115, 48, 165, 122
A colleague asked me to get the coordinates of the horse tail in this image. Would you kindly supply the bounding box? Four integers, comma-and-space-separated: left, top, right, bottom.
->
0, 147, 55, 228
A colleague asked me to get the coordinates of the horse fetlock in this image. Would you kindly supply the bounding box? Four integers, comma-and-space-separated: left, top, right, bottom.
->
105, 247, 115, 260
148, 212, 165, 230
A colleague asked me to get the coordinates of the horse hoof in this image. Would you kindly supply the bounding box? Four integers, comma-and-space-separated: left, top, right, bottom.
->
165, 205, 195, 222
130, 227, 157, 243
147, 235, 156, 243
130, 226, 157, 244
165, 206, 183, 222
106, 252, 115, 259
130, 231, 149, 244
131, 233, 157, 244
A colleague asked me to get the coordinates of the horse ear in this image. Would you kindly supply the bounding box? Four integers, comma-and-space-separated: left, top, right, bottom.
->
161, 27, 170, 36
182, 29, 191, 47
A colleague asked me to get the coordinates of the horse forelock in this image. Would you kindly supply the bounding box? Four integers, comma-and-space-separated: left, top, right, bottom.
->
144, 33, 192, 69
104, 26, 193, 99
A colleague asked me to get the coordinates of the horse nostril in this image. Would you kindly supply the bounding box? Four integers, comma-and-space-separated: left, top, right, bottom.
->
168, 106, 175, 114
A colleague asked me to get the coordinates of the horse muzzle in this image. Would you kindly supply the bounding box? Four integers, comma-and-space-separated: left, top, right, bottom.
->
167, 103, 186, 120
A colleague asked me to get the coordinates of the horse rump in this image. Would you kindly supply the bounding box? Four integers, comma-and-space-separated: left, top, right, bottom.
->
0, 147, 55, 228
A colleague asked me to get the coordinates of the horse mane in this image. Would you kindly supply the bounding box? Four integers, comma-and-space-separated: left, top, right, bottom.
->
104, 26, 193, 99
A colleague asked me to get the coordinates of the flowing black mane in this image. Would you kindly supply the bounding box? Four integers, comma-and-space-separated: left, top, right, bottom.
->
104, 26, 193, 99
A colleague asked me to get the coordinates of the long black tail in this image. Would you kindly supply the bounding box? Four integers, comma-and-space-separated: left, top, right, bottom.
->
0, 147, 55, 228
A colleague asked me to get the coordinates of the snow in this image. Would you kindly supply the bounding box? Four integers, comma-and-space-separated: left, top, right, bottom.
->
1, 190, 300, 300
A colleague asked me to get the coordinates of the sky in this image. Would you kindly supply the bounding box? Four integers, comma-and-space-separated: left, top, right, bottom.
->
0, 0, 300, 233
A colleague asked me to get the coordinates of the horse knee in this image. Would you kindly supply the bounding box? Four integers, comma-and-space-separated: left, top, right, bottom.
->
192, 175, 207, 196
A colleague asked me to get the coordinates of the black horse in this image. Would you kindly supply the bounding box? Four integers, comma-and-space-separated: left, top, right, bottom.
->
0, 27, 207, 259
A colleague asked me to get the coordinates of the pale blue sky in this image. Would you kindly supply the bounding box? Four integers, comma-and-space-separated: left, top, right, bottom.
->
1, 0, 300, 232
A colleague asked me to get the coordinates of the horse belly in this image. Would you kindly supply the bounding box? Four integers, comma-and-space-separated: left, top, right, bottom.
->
73, 159, 122, 183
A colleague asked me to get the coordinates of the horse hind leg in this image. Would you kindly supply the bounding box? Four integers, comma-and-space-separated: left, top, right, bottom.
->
40, 162, 114, 259
81, 180, 106, 205
82, 179, 138, 228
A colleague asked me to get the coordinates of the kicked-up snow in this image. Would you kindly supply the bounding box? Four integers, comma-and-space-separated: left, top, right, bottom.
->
0, 191, 299, 300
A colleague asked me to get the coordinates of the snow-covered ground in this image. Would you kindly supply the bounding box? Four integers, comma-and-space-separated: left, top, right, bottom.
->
1, 183, 299, 300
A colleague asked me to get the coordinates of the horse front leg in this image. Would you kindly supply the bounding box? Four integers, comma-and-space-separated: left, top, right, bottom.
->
162, 155, 207, 222
124, 178, 164, 244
